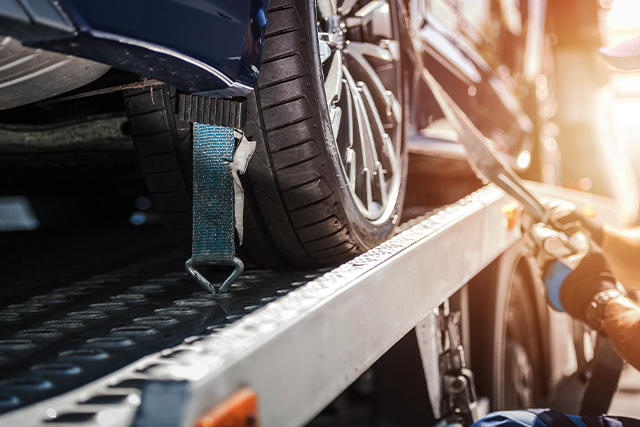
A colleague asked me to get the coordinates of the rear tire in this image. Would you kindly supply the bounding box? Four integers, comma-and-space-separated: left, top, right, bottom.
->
469, 242, 545, 410
124, 0, 407, 268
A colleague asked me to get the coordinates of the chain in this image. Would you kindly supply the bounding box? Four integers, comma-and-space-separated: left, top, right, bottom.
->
438, 304, 479, 427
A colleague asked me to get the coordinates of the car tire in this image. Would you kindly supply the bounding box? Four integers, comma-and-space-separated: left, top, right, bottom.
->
124, 0, 407, 268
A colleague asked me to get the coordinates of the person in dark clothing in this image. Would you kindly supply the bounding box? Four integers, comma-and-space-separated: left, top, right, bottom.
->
471, 35, 640, 427
470, 203, 640, 426
539, 203, 640, 370
470, 180, 640, 427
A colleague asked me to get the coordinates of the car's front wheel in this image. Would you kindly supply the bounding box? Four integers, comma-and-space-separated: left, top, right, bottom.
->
124, 0, 407, 268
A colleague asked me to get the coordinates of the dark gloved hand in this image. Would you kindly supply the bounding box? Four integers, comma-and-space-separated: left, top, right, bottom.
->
543, 233, 617, 324
546, 200, 604, 245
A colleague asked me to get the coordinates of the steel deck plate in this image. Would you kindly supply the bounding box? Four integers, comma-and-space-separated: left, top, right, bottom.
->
0, 185, 519, 427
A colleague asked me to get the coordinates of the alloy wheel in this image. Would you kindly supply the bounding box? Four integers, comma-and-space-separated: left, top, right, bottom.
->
316, 0, 403, 223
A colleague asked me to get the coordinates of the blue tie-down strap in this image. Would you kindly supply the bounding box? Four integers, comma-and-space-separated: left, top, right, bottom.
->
192, 124, 235, 266
186, 123, 252, 294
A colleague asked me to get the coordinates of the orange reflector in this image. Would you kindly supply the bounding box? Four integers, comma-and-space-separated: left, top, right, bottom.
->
501, 203, 521, 230
197, 387, 258, 427
582, 205, 596, 218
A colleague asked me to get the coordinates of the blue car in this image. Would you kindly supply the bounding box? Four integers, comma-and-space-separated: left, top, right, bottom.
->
0, 0, 598, 270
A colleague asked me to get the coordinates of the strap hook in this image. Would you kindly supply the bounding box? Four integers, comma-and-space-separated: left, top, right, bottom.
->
185, 257, 244, 294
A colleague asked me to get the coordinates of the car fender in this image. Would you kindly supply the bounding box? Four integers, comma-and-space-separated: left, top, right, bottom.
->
1, 0, 268, 96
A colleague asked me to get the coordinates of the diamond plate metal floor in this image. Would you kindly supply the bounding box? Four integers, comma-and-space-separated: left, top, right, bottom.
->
0, 223, 324, 417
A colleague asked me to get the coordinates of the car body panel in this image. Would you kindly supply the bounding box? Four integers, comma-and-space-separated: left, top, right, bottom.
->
2, 0, 267, 96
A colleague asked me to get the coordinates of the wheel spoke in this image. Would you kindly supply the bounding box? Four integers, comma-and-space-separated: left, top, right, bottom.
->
343, 67, 378, 176
345, 42, 402, 124
343, 81, 357, 191
345, 148, 356, 191
345, 0, 387, 28
339, 0, 358, 16
343, 68, 383, 215
381, 39, 400, 62
345, 74, 354, 149
359, 81, 399, 186
324, 51, 343, 105
318, 0, 337, 19
364, 168, 373, 210
383, 133, 398, 174
376, 161, 388, 206
329, 106, 342, 141
360, 81, 394, 210
349, 41, 393, 61
359, 80, 392, 172
360, 80, 387, 147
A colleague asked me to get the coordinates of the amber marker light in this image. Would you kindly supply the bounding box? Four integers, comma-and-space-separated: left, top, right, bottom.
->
501, 203, 522, 230
582, 205, 597, 218
196, 387, 258, 427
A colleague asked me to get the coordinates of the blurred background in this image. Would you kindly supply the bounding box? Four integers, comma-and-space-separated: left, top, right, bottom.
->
588, 0, 640, 417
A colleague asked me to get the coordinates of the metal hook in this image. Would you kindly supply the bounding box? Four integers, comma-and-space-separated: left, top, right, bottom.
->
185, 257, 244, 294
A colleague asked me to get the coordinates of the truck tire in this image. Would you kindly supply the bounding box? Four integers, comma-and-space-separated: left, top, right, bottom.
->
469, 242, 546, 410
124, 0, 407, 268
